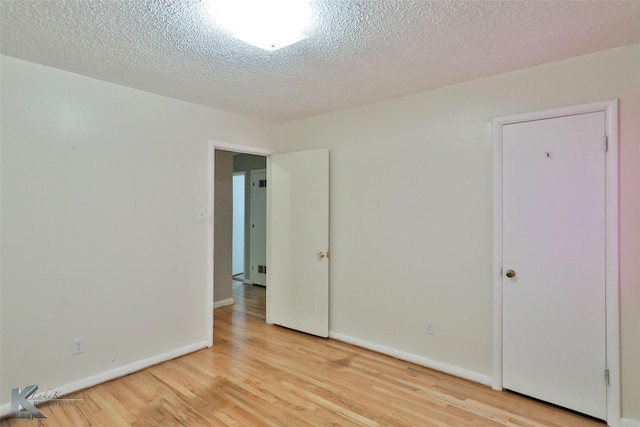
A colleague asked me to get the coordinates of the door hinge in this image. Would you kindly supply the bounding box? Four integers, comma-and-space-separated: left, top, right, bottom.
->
602, 136, 608, 152
605, 368, 610, 386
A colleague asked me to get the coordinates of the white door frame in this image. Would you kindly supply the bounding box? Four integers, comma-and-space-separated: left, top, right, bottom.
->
492, 100, 620, 425
207, 141, 276, 346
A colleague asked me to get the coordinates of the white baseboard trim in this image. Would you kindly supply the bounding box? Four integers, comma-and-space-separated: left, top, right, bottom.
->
213, 298, 234, 309
243, 279, 252, 285
622, 418, 640, 427
0, 340, 209, 418
329, 331, 493, 386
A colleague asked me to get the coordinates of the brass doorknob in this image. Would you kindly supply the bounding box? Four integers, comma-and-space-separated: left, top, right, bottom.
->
317, 252, 326, 259
505, 269, 516, 278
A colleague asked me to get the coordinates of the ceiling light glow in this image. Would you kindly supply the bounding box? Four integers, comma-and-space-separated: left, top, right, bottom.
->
210, 0, 311, 51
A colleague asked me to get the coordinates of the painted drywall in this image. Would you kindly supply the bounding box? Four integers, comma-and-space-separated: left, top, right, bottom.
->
278, 44, 640, 421
214, 150, 234, 303
0, 55, 277, 407
233, 154, 267, 280
232, 173, 245, 275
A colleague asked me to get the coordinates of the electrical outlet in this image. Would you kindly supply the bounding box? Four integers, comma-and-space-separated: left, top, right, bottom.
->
425, 321, 434, 335
73, 337, 84, 355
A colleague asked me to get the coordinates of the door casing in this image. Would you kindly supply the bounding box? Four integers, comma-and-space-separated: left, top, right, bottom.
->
492, 100, 620, 426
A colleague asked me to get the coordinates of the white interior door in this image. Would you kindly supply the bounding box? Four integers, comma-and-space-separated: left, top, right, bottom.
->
269, 149, 329, 337
250, 169, 267, 286
502, 112, 607, 419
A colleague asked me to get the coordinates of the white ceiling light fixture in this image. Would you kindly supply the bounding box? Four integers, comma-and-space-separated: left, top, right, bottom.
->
210, 0, 312, 51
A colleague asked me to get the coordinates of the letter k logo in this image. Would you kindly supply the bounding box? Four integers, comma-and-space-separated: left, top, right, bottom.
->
11, 385, 47, 419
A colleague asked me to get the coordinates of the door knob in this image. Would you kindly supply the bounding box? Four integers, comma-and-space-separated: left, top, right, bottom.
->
317, 252, 326, 259
505, 269, 516, 278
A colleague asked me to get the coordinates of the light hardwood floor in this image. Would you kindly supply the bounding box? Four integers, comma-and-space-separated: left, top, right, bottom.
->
2, 279, 604, 426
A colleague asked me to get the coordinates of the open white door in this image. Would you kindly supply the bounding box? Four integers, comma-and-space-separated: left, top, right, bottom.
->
249, 169, 267, 286
268, 149, 329, 337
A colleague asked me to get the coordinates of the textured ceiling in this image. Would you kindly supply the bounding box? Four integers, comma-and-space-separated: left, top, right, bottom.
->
1, 0, 640, 122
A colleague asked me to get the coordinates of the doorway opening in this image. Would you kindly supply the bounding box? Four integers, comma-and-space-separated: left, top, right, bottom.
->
208, 142, 330, 345
210, 143, 273, 344
214, 149, 267, 293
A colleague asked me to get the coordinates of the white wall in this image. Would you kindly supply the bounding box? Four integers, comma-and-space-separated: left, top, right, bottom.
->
214, 150, 234, 303
232, 173, 245, 275
278, 44, 640, 422
0, 56, 277, 408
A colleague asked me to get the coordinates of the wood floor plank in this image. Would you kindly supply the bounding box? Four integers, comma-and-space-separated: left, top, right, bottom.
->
1, 280, 604, 426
